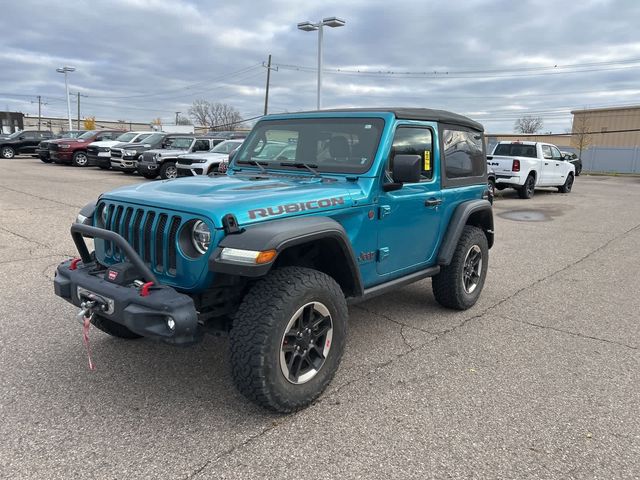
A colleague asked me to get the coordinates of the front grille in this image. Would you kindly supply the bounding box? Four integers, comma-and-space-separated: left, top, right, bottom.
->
49, 144, 59, 152
100, 203, 182, 277
178, 158, 195, 165
87, 146, 99, 155
111, 148, 123, 158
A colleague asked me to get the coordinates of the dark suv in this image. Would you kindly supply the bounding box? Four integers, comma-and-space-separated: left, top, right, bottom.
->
1, 130, 53, 159
109, 132, 169, 173
37, 130, 87, 163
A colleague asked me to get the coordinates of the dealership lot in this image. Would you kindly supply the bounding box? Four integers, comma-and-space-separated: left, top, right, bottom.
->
1, 158, 639, 479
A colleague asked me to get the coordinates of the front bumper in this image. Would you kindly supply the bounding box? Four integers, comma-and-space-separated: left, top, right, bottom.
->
137, 159, 158, 173
37, 149, 50, 160
111, 158, 138, 170
177, 166, 205, 176
87, 151, 110, 166
54, 224, 199, 345
50, 150, 73, 163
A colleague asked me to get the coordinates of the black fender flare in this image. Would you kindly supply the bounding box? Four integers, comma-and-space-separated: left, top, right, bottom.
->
209, 216, 364, 296
437, 199, 494, 266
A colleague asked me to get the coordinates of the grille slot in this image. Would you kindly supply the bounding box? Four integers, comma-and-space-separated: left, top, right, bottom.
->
143, 212, 156, 264
155, 214, 168, 272
99, 203, 184, 278
168, 216, 181, 274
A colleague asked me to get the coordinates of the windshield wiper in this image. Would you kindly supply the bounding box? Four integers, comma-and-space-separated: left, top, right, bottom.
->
237, 159, 268, 173
279, 162, 321, 178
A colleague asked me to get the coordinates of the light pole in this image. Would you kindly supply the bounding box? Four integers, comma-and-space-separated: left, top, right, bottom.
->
297, 16, 345, 110
56, 66, 75, 131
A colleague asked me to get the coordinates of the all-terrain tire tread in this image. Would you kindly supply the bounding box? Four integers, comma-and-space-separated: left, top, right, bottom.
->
230, 266, 347, 413
432, 225, 488, 310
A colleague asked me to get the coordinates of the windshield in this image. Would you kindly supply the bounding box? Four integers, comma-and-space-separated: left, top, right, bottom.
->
7, 131, 23, 139
235, 118, 384, 174
78, 130, 97, 140
165, 137, 193, 149
59, 130, 85, 139
115, 132, 138, 142
493, 143, 537, 158
211, 140, 243, 153
143, 133, 165, 144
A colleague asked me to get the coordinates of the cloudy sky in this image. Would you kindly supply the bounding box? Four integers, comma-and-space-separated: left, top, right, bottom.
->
1, 0, 639, 133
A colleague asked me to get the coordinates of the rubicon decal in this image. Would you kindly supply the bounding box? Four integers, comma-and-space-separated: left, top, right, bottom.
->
248, 197, 345, 219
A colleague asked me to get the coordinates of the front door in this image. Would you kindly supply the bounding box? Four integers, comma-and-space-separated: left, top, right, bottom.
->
539, 144, 555, 186
550, 145, 566, 184
377, 124, 442, 276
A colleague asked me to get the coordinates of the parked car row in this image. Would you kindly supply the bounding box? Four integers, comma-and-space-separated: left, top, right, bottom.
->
24, 129, 247, 180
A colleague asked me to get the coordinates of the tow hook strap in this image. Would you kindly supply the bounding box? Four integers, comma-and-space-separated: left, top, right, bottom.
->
78, 301, 97, 371
82, 314, 96, 371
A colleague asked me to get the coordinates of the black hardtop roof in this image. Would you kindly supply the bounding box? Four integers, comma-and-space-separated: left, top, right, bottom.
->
298, 107, 484, 132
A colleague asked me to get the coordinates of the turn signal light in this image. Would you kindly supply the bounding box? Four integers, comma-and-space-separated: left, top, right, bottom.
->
256, 250, 277, 264
512, 159, 520, 172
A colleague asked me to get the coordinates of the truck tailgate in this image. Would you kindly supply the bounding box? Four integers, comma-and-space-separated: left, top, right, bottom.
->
487, 155, 518, 174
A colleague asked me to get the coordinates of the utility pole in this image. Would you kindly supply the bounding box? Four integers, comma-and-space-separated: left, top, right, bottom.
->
77, 92, 80, 129
31, 96, 47, 130
175, 111, 181, 125
262, 54, 278, 115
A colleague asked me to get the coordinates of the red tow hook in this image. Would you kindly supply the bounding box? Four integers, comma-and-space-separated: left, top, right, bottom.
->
140, 281, 154, 297
70, 258, 82, 270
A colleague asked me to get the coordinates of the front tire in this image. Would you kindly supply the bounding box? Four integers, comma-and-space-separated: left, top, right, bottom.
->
159, 162, 178, 179
432, 225, 489, 310
230, 267, 347, 412
518, 174, 535, 199
91, 315, 142, 339
2, 146, 16, 159
558, 173, 574, 193
72, 151, 89, 167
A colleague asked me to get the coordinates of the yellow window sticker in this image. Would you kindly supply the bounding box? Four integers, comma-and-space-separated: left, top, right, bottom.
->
423, 150, 431, 171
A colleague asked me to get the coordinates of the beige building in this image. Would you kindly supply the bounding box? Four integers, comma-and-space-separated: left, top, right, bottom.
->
571, 105, 640, 148
22, 114, 152, 133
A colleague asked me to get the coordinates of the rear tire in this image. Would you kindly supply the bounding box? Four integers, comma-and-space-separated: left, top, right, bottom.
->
40, 157, 52, 164
72, 151, 89, 167
91, 315, 142, 339
230, 267, 347, 412
518, 174, 535, 199
487, 178, 496, 204
140, 171, 158, 179
98, 164, 111, 170
558, 173, 574, 193
432, 225, 488, 310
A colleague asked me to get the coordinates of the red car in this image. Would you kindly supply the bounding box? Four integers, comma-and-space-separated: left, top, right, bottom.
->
49, 130, 124, 167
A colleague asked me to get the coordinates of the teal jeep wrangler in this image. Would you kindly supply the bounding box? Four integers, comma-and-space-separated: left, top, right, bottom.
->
54, 108, 494, 412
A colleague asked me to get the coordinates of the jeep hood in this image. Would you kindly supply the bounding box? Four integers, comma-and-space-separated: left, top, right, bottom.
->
101, 174, 363, 228
178, 152, 227, 160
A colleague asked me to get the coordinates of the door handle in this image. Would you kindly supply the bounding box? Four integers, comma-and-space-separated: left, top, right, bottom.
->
425, 198, 442, 207
544, 162, 549, 165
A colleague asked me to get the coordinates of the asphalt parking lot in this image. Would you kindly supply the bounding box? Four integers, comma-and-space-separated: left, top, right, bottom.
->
1, 157, 639, 479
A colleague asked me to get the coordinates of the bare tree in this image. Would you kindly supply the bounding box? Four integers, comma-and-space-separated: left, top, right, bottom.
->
571, 114, 592, 158
514, 116, 544, 134
188, 99, 211, 127
188, 99, 243, 130
208, 102, 243, 131
176, 114, 192, 126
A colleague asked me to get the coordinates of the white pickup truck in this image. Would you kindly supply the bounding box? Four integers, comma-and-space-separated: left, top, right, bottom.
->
487, 141, 575, 199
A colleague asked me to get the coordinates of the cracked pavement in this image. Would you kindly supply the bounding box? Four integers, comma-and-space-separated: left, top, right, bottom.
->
1, 159, 639, 479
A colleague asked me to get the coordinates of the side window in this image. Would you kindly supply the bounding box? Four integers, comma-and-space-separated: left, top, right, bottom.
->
550, 146, 562, 160
442, 128, 484, 179
193, 140, 210, 151
389, 127, 433, 180
541, 145, 552, 159
23, 132, 36, 140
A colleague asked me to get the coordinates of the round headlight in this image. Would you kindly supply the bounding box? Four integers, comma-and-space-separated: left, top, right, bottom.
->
191, 220, 211, 254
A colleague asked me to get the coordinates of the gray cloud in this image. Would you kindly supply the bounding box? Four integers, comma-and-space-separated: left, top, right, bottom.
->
1, 0, 639, 132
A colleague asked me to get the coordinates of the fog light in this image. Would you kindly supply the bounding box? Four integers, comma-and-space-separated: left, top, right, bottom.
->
166, 317, 176, 331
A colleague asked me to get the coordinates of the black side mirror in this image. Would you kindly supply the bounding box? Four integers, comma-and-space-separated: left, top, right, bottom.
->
383, 154, 422, 192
